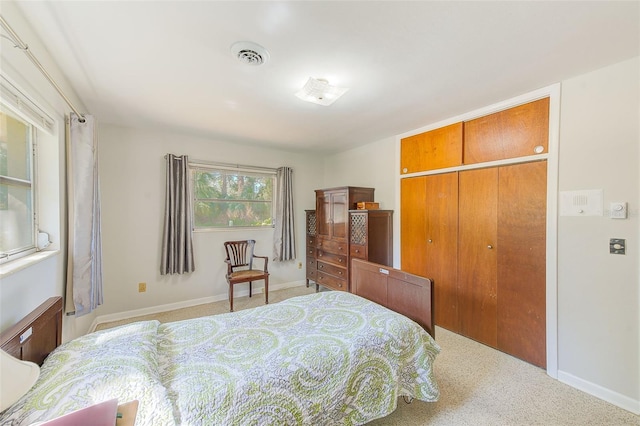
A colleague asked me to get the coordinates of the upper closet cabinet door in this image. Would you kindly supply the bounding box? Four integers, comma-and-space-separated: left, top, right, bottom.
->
463, 98, 549, 164
400, 122, 463, 174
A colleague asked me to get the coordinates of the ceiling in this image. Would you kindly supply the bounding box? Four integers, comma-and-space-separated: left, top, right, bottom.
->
10, 1, 640, 154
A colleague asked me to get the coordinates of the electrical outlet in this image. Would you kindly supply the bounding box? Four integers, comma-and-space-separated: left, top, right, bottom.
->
298, 262, 302, 269
609, 239, 626, 255
138, 282, 147, 292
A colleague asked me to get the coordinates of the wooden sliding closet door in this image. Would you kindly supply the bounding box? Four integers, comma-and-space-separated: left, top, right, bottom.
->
425, 173, 459, 330
458, 168, 498, 347
497, 161, 547, 368
401, 173, 459, 330
401, 177, 428, 277
457, 162, 547, 367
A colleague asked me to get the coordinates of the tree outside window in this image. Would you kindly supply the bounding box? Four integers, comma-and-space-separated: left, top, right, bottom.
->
192, 168, 274, 229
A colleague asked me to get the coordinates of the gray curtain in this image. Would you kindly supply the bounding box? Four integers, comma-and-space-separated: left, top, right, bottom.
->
273, 166, 296, 261
65, 113, 103, 316
160, 154, 195, 275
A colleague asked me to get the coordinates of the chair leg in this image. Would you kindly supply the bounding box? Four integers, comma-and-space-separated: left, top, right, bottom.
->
229, 284, 234, 312
264, 276, 269, 305
249, 281, 252, 298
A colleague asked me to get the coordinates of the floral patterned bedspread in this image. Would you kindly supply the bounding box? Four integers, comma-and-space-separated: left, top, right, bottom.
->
0, 291, 439, 426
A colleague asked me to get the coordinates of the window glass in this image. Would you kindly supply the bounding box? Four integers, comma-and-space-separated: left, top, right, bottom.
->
192, 168, 275, 229
0, 110, 36, 261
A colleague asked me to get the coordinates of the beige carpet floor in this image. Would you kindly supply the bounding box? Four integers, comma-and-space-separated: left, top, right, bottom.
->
96, 285, 638, 425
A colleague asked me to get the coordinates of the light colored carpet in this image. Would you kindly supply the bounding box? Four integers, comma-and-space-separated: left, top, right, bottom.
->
96, 285, 638, 425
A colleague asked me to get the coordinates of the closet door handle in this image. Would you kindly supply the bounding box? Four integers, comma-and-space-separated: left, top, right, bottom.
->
487, 245, 493, 249
428, 239, 433, 243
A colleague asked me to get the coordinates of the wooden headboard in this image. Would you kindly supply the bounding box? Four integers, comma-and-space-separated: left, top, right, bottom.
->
0, 296, 63, 365
351, 259, 435, 338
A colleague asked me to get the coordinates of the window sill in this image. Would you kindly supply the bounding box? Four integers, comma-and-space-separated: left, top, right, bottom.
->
0, 250, 59, 279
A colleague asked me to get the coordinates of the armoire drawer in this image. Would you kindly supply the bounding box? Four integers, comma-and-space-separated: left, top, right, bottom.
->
316, 250, 347, 267
316, 271, 347, 291
306, 268, 317, 280
316, 238, 347, 255
350, 244, 367, 259
316, 261, 347, 279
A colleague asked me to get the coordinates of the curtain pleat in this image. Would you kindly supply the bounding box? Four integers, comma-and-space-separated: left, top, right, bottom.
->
65, 113, 103, 316
161, 154, 195, 275
274, 166, 296, 261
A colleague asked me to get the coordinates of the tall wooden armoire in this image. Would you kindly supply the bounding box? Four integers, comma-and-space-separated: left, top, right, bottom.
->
307, 186, 392, 292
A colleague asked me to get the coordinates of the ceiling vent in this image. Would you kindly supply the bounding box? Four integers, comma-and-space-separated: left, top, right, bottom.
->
230, 41, 270, 66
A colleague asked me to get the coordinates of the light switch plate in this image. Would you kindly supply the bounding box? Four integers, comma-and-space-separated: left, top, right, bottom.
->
610, 202, 627, 219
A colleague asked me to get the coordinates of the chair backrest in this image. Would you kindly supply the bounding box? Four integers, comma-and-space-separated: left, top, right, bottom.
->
224, 240, 256, 270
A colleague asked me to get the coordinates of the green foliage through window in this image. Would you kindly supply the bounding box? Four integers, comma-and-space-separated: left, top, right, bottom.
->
192, 167, 274, 229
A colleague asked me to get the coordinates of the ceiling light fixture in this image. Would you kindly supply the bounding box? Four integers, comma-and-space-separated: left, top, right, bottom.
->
295, 77, 348, 106
230, 41, 270, 66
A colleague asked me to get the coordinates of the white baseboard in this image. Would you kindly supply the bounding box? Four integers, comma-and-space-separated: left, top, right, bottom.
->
557, 370, 640, 415
88, 280, 308, 333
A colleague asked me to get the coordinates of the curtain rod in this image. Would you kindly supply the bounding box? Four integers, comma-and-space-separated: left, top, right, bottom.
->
190, 159, 278, 173
165, 155, 278, 173
0, 15, 86, 123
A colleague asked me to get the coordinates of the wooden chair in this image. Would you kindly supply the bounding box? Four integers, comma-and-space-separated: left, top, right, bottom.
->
224, 240, 269, 312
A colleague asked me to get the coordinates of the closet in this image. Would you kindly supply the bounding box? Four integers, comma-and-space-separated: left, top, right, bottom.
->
400, 97, 548, 368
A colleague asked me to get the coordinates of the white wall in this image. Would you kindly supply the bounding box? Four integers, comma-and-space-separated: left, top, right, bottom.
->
94, 124, 322, 317
323, 58, 640, 413
556, 57, 639, 411
322, 136, 400, 265
0, 2, 94, 341
322, 136, 396, 210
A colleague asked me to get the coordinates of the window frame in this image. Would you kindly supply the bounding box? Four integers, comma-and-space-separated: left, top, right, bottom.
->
0, 74, 54, 266
189, 162, 277, 232
0, 108, 38, 264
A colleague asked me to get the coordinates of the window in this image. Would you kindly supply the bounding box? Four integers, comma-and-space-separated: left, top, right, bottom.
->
192, 166, 275, 229
0, 110, 37, 263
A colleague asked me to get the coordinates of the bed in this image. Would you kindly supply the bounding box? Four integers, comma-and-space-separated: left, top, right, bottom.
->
0, 259, 439, 425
